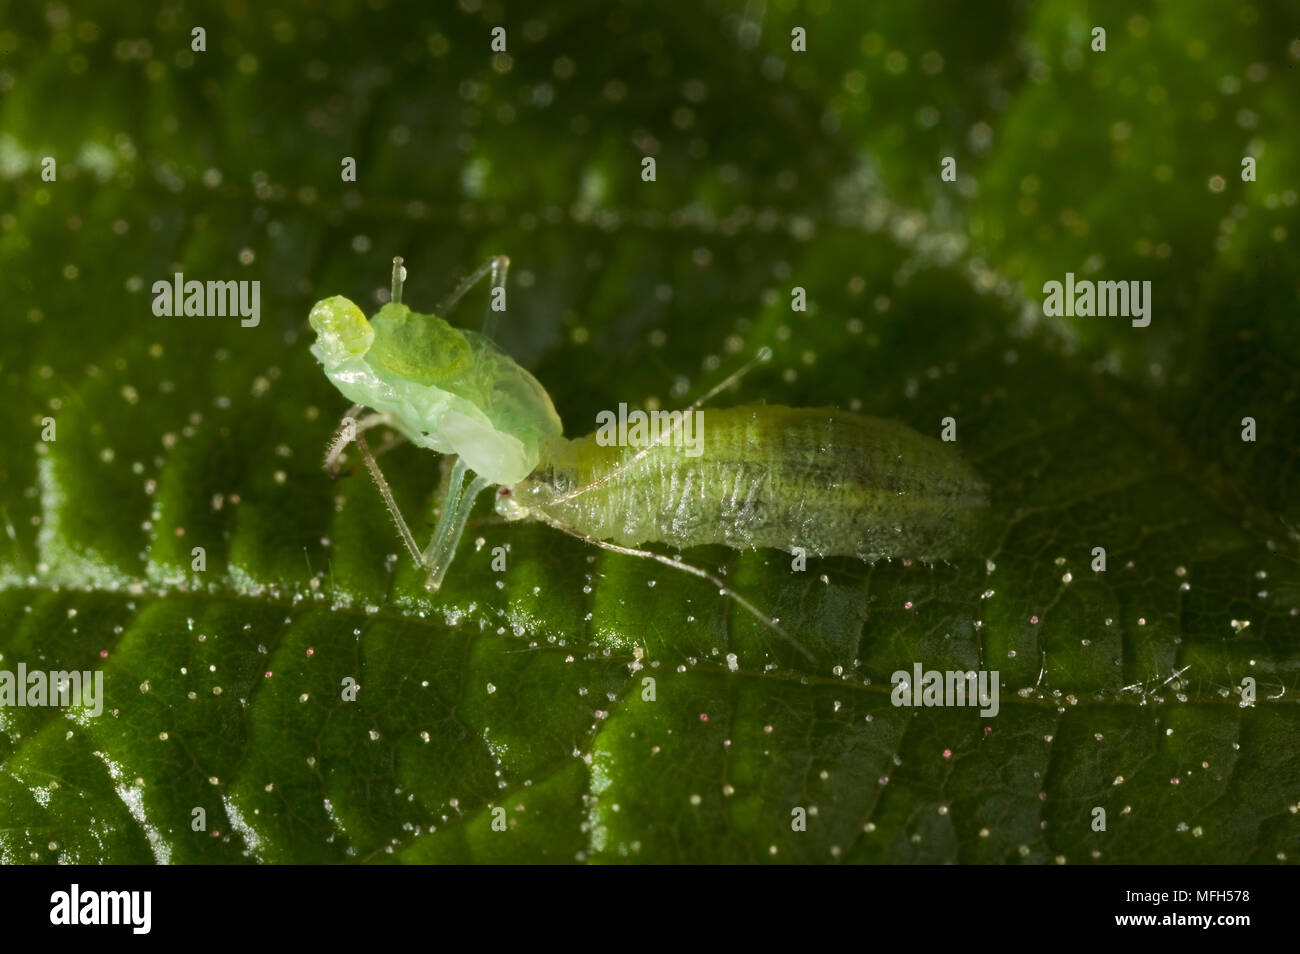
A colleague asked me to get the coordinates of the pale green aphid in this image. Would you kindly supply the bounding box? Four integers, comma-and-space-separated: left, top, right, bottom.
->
310, 261, 559, 486
309, 257, 987, 657
310, 256, 561, 591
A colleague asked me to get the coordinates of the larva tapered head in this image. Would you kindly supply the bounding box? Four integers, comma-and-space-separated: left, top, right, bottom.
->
309, 275, 562, 485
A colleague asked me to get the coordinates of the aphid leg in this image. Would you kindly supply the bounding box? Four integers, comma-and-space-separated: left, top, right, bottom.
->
440, 457, 505, 531
434, 255, 511, 338
365, 429, 408, 460
323, 404, 364, 473
422, 463, 491, 592
545, 523, 814, 663
547, 347, 774, 507
355, 430, 424, 566
332, 429, 409, 479
324, 405, 403, 476
426, 457, 468, 546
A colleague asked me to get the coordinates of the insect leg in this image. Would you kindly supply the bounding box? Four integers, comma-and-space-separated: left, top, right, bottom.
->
355, 430, 424, 567
324, 406, 404, 476
422, 465, 491, 592
323, 404, 364, 472
329, 429, 410, 479
425, 457, 468, 558
365, 429, 408, 458
434, 255, 511, 338
543, 522, 814, 663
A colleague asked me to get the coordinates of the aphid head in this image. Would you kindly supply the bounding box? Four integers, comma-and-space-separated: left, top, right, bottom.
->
309, 296, 375, 366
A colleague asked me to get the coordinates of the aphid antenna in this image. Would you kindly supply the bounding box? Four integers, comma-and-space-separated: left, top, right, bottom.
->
433, 255, 511, 337
547, 345, 774, 506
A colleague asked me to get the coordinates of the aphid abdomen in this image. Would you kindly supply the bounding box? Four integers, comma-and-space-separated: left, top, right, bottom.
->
528, 406, 987, 562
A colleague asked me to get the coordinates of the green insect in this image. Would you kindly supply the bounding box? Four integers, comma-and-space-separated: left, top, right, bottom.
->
309, 257, 987, 656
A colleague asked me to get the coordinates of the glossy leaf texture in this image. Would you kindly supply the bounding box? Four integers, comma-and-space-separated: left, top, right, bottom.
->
0, 0, 1297, 863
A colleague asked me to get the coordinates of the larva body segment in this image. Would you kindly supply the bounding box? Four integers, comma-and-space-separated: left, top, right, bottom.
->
505, 405, 988, 562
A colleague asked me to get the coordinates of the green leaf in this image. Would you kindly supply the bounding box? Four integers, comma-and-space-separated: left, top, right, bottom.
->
1, 0, 1297, 863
